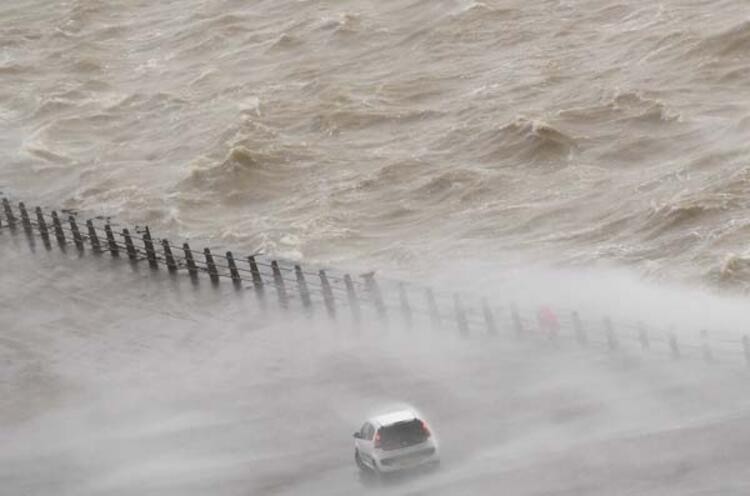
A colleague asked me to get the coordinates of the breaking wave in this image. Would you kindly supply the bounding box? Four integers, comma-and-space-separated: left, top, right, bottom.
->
476, 118, 579, 166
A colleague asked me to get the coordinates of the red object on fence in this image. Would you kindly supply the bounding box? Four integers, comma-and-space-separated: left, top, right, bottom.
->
537, 305, 560, 336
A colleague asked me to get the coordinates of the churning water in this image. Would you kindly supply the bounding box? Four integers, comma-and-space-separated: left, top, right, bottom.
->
2, 0, 749, 287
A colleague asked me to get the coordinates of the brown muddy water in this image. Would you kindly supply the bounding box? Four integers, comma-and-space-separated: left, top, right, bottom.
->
1, 0, 749, 285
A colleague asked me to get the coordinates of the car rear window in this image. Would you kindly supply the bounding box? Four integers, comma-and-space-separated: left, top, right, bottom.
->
378, 419, 428, 450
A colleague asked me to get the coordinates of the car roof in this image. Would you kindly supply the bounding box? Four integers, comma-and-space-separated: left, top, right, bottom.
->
369, 409, 420, 427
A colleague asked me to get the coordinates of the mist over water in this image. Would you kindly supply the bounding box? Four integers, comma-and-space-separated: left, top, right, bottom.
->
3, 0, 750, 494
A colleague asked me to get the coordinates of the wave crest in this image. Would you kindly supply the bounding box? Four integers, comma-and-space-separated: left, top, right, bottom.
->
558, 91, 680, 126
182, 124, 313, 204
477, 117, 579, 165
711, 253, 750, 290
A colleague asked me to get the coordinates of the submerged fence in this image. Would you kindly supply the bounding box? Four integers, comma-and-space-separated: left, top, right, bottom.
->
3, 196, 750, 368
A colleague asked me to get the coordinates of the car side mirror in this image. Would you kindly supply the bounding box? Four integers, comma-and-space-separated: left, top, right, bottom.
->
353, 432, 362, 439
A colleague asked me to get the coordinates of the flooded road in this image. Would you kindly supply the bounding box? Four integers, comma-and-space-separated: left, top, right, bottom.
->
3, 236, 750, 495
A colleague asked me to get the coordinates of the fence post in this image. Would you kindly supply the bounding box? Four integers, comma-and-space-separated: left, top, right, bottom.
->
604, 317, 618, 351
572, 311, 586, 345
363, 274, 387, 322
319, 270, 336, 318
271, 261, 288, 308
398, 283, 413, 328
511, 303, 523, 337
226, 251, 241, 287
18, 202, 31, 232
183, 243, 198, 278
637, 322, 650, 351
482, 298, 497, 336
35, 207, 50, 244
426, 288, 441, 328
143, 227, 158, 269
700, 329, 713, 363
2, 199, 16, 229
204, 248, 219, 284
105, 223, 119, 256
344, 274, 361, 323
454, 294, 469, 336
162, 240, 177, 272
668, 332, 680, 360
295, 265, 312, 310
122, 228, 137, 261
247, 256, 264, 292
51, 211, 66, 246
743, 336, 750, 367
86, 220, 101, 253
69, 216, 84, 251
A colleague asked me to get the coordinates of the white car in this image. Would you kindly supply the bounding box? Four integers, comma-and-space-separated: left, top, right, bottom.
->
353, 409, 440, 475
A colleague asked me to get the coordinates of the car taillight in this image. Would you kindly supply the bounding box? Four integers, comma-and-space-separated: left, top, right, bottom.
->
420, 420, 431, 437
373, 431, 382, 448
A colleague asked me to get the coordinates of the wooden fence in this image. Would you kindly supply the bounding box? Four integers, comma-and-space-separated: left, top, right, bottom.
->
3, 196, 750, 368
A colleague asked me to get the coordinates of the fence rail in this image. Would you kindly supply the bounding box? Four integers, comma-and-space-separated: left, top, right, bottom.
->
3, 196, 750, 369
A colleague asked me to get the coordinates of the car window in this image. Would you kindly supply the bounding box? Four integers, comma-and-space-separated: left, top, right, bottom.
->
379, 419, 429, 449
365, 423, 375, 440
359, 423, 368, 438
